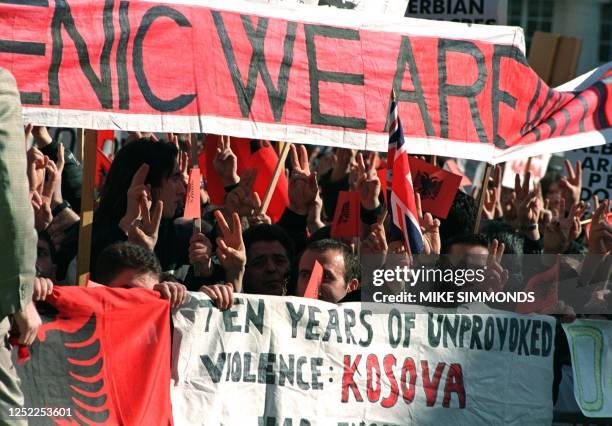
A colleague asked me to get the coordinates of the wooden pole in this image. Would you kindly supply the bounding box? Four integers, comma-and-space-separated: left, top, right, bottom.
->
77, 129, 97, 286
524, 157, 532, 181
474, 163, 493, 234
260, 142, 291, 215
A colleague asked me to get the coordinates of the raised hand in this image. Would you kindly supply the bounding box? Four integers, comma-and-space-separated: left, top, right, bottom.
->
119, 164, 151, 234
559, 199, 588, 243
248, 192, 272, 226
189, 232, 214, 277
26, 146, 46, 193
225, 168, 259, 217
31, 161, 58, 232
416, 193, 441, 255
215, 210, 246, 291
559, 160, 582, 209
199, 283, 234, 310
482, 186, 498, 221
213, 135, 239, 186
31, 191, 52, 232
485, 239, 508, 293
361, 222, 388, 268
515, 173, 541, 240
32, 126, 53, 147
541, 200, 584, 254
289, 144, 318, 215
128, 198, 163, 252
355, 152, 381, 210
587, 197, 612, 254
330, 148, 356, 183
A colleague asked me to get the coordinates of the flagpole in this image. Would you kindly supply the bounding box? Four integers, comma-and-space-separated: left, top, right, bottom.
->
260, 142, 291, 215
474, 163, 493, 233
76, 129, 98, 287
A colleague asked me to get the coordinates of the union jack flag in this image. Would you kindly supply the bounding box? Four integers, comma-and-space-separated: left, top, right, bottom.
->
387, 95, 424, 254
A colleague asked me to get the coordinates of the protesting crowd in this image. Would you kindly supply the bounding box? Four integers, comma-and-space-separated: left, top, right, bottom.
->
0, 0, 611, 420
18, 120, 611, 414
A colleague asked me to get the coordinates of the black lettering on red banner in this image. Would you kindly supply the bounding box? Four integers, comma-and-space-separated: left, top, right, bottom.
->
213, 12, 297, 122
133, 5, 195, 112
49, 0, 114, 108
438, 38, 488, 143
304, 24, 366, 130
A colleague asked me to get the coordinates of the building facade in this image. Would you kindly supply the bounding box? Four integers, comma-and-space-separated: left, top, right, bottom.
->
508, 0, 612, 74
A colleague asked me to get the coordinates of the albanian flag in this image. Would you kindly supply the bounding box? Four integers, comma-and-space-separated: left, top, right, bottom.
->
15, 286, 172, 425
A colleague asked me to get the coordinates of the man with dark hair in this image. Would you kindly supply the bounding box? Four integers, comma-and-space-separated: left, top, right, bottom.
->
95, 242, 187, 309
296, 239, 359, 303
242, 224, 295, 296
440, 233, 508, 296
438, 191, 477, 244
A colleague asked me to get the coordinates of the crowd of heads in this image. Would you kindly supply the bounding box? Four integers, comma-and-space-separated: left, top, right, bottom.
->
24, 128, 610, 316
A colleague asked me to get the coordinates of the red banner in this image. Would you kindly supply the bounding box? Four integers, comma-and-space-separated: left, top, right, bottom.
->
16, 286, 172, 425
0, 0, 609, 161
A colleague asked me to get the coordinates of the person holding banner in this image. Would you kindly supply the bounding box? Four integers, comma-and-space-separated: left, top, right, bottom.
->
0, 68, 41, 424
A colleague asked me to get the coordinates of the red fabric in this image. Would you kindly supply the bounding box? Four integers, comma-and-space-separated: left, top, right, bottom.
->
243, 141, 288, 224
303, 260, 323, 299
16, 286, 172, 425
409, 157, 462, 219
444, 159, 471, 187
96, 130, 114, 151
95, 129, 114, 188
184, 167, 201, 219
203, 136, 288, 222
331, 191, 360, 239
378, 168, 388, 204
95, 148, 111, 188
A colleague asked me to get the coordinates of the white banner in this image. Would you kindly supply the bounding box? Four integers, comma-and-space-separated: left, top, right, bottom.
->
172, 294, 556, 425
562, 319, 612, 418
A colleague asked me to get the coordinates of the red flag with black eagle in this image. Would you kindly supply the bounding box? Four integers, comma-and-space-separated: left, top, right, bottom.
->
201, 136, 288, 222
15, 286, 172, 425
409, 157, 462, 219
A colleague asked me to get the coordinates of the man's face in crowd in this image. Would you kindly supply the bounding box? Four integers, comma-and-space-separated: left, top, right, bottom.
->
448, 244, 489, 269
297, 248, 357, 303
244, 241, 290, 295
157, 161, 186, 218
36, 238, 56, 280
108, 269, 159, 290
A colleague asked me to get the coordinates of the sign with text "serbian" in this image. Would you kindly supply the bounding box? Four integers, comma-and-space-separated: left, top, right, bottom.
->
172, 294, 556, 425
0, 0, 609, 161
405, 0, 508, 25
